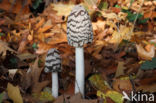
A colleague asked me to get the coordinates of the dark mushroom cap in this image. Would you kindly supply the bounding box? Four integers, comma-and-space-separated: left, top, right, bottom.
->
67, 5, 93, 47
44, 48, 61, 73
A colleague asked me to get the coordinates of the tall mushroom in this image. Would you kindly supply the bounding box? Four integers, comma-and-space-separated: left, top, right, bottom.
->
67, 5, 93, 97
44, 48, 61, 98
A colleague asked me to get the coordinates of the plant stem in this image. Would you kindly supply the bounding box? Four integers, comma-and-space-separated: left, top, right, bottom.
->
75, 47, 84, 98
131, 0, 144, 34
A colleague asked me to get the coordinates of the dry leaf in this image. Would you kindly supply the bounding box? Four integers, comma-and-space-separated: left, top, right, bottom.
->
92, 20, 105, 31
137, 84, 156, 92
0, 40, 16, 58
31, 57, 50, 93
18, 30, 29, 53
109, 25, 132, 43
115, 62, 126, 77
136, 44, 155, 60
35, 18, 45, 30
69, 93, 97, 103
54, 93, 97, 103
9, 69, 18, 79
36, 42, 54, 54
113, 78, 132, 93
7, 83, 23, 103
145, 44, 153, 52
17, 52, 36, 60
0, 0, 31, 14
38, 25, 53, 33
52, 3, 75, 17
22, 57, 50, 93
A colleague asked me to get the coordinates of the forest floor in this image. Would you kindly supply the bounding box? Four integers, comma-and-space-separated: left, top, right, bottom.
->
0, 0, 156, 103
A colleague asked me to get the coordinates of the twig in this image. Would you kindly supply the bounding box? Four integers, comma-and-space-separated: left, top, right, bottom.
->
131, 0, 144, 34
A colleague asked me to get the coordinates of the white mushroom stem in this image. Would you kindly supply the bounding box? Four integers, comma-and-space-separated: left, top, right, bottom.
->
52, 72, 58, 98
75, 47, 85, 98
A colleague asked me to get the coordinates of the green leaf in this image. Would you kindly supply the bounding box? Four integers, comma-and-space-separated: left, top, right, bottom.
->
97, 90, 124, 103
138, 18, 149, 24
98, 2, 108, 10
150, 42, 156, 47
10, 58, 17, 64
106, 90, 123, 103
89, 74, 110, 91
140, 58, 156, 70
0, 92, 4, 103
0, 33, 4, 36
32, 88, 54, 102
127, 13, 142, 22
122, 9, 145, 22
115, 5, 120, 8
32, 43, 38, 49
32, 0, 42, 9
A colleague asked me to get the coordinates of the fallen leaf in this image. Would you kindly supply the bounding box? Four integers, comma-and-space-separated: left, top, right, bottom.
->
113, 78, 132, 93
89, 74, 109, 92
9, 69, 18, 79
115, 62, 126, 77
52, 3, 75, 18
7, 83, 23, 103
17, 52, 36, 61
109, 25, 133, 44
21, 57, 50, 93
69, 93, 97, 103
31, 57, 50, 93
136, 44, 155, 60
54, 93, 97, 103
0, 92, 5, 103
0, 40, 16, 58
97, 90, 123, 103
35, 18, 45, 30
18, 30, 30, 53
137, 83, 156, 92
38, 25, 53, 33
0, 0, 31, 14
140, 58, 156, 70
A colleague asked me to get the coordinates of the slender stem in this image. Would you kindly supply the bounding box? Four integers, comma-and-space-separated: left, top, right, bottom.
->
75, 47, 85, 98
131, 0, 144, 34
52, 72, 58, 98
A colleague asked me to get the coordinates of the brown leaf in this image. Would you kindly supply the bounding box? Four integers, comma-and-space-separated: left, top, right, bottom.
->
110, 7, 121, 13
21, 57, 50, 93
113, 78, 132, 93
0, 40, 16, 58
54, 93, 97, 103
0, 0, 31, 14
137, 84, 156, 92
54, 94, 70, 103
69, 93, 97, 103
36, 42, 54, 54
144, 11, 156, 19
35, 18, 45, 30
38, 25, 53, 33
18, 30, 29, 53
115, 62, 126, 77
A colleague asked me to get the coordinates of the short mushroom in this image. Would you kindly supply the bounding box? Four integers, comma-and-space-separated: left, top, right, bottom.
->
67, 5, 93, 97
44, 48, 61, 98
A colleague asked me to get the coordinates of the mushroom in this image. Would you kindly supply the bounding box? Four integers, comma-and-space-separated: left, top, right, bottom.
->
44, 48, 61, 98
67, 5, 93, 97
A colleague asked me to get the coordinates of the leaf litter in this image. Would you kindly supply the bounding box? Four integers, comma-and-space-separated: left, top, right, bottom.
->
0, 0, 156, 103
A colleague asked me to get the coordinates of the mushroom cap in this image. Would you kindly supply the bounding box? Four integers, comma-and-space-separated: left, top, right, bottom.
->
44, 48, 61, 73
67, 5, 93, 47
